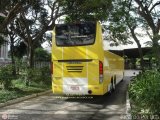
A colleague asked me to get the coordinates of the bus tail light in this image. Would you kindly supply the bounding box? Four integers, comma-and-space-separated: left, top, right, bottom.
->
51, 62, 53, 74
99, 61, 103, 83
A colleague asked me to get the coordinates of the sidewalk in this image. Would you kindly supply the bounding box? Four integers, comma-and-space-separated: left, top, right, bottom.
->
124, 69, 141, 77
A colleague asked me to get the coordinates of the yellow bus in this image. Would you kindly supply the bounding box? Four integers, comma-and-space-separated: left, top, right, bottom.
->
51, 21, 124, 95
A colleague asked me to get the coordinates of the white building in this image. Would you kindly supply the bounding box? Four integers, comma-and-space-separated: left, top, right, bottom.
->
0, 42, 9, 62
0, 13, 9, 62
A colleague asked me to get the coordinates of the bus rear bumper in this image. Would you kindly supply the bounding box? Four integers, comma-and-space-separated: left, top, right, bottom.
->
52, 84, 104, 95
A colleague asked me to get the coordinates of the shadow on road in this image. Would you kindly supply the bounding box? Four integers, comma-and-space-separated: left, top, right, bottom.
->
65, 77, 130, 105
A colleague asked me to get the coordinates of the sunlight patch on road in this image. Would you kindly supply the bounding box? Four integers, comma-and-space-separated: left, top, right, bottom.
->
54, 111, 93, 114
98, 105, 125, 115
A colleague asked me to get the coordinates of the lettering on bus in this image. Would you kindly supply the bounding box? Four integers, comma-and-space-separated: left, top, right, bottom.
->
70, 85, 80, 91
67, 62, 82, 64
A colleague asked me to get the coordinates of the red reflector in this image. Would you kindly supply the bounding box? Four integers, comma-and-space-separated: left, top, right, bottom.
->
99, 61, 103, 75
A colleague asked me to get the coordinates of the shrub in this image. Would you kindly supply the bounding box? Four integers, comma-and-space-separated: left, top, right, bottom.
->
39, 66, 51, 85
24, 68, 38, 86
129, 70, 160, 114
0, 65, 15, 90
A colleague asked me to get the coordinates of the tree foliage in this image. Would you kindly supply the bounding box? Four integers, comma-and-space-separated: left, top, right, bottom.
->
0, 0, 28, 33
1, 0, 160, 69
106, 0, 160, 69
3, 0, 112, 68
34, 48, 51, 61
13, 42, 27, 58
65, 0, 112, 22
104, 0, 133, 45
11, 0, 65, 67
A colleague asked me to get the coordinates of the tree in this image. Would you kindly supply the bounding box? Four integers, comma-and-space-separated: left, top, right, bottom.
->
0, 1, 25, 47
7, 23, 18, 75
12, 0, 64, 68
11, 0, 113, 68
127, 25, 144, 70
134, 0, 160, 66
124, 0, 145, 70
13, 41, 27, 59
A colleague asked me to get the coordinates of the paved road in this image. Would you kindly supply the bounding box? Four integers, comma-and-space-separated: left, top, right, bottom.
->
0, 70, 136, 120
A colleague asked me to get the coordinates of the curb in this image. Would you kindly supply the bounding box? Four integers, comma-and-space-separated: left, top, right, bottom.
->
0, 90, 52, 108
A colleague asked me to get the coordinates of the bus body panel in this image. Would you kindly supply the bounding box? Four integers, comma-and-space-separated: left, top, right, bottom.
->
51, 21, 124, 95
104, 51, 124, 83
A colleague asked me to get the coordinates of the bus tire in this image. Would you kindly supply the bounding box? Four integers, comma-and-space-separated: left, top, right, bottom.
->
112, 82, 116, 91
114, 76, 116, 88
110, 78, 115, 92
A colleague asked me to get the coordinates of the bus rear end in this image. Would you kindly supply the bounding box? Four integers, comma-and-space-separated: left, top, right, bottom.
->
51, 22, 104, 95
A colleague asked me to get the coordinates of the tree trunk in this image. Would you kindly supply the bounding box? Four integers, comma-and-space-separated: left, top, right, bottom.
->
25, 43, 35, 86
152, 35, 160, 68
136, 41, 144, 70
26, 40, 35, 68
10, 37, 16, 75
130, 27, 144, 71
28, 46, 34, 68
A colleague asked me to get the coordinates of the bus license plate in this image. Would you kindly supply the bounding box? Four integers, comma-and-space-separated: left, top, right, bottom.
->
70, 86, 80, 91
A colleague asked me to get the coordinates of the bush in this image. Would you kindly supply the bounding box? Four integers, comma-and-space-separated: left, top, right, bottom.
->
25, 68, 35, 86
129, 70, 160, 114
0, 65, 15, 90
39, 66, 51, 85
24, 67, 51, 86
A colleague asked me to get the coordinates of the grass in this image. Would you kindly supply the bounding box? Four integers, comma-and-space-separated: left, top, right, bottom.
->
0, 79, 51, 103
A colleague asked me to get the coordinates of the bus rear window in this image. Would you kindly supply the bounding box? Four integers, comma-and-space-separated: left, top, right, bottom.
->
55, 22, 96, 46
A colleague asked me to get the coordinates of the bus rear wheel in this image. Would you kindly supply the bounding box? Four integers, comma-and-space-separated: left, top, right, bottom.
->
111, 82, 115, 92
109, 79, 115, 93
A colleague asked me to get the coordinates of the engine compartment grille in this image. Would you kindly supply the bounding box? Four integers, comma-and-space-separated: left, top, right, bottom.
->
66, 66, 83, 72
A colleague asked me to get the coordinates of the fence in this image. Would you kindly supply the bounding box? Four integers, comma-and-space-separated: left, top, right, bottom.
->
34, 61, 51, 68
